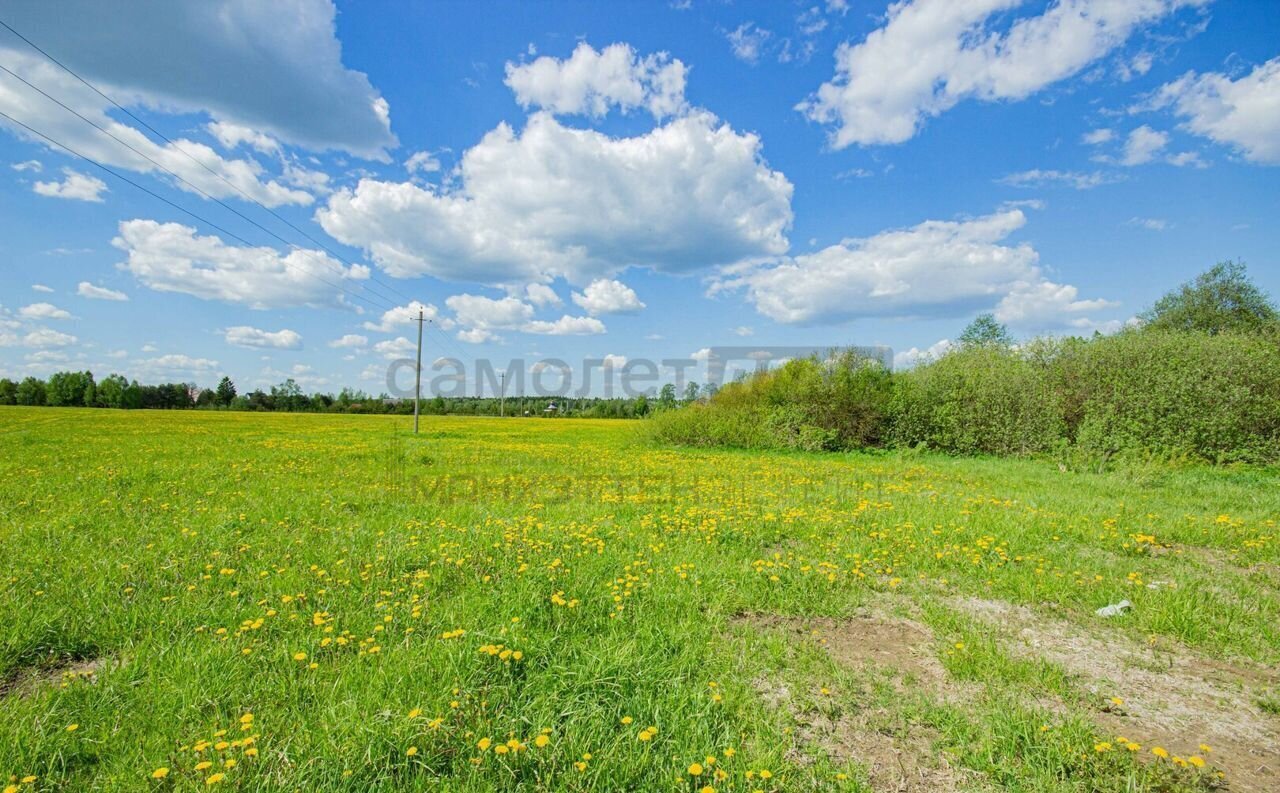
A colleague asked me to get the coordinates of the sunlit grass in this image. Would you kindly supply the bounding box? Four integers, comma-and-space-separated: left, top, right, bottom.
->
0, 407, 1274, 791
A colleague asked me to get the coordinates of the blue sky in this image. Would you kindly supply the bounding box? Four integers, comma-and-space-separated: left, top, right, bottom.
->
1, 0, 1277, 395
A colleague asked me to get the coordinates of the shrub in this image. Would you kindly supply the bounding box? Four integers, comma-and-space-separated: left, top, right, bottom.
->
1057, 329, 1280, 464
890, 345, 1065, 456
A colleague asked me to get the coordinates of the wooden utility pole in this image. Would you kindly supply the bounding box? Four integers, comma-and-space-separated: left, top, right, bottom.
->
499, 372, 506, 417
413, 308, 424, 433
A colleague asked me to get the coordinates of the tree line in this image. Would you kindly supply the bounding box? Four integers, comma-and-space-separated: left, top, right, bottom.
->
0, 369, 708, 419
651, 262, 1280, 466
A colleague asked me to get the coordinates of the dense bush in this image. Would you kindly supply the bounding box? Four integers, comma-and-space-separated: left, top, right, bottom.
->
890, 345, 1064, 456
653, 330, 1280, 465
1057, 329, 1280, 465
649, 351, 893, 452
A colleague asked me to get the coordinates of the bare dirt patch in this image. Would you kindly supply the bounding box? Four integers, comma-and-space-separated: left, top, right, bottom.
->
737, 612, 979, 791
955, 597, 1280, 792
0, 654, 116, 699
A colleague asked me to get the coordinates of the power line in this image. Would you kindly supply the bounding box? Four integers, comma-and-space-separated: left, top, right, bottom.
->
0, 60, 406, 313
0, 108, 391, 314
0, 15, 420, 308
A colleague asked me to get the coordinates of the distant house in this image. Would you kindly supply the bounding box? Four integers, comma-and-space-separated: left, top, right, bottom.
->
544, 401, 559, 413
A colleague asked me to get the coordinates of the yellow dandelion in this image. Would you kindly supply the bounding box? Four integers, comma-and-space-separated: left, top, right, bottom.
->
534, 734, 550, 748
205, 772, 225, 784
65, 724, 79, 732
293, 652, 307, 661
406, 746, 418, 757
688, 762, 704, 776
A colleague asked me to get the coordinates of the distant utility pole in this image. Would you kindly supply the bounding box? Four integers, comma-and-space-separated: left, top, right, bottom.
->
413, 307, 424, 434
499, 372, 506, 417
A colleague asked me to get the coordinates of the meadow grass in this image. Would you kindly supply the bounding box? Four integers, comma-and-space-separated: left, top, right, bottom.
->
0, 407, 1277, 791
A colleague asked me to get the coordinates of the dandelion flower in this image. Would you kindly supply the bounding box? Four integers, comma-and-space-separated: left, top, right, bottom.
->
1152, 747, 1169, 759
1189, 756, 1206, 768
534, 734, 550, 748
621, 716, 633, 725
195, 761, 213, 771
205, 773, 225, 785
689, 762, 704, 776
477, 737, 492, 751
293, 652, 307, 661
65, 724, 79, 732
406, 746, 418, 757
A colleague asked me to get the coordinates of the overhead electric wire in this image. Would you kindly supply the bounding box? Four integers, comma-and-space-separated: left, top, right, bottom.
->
0, 61, 409, 313
0, 16, 420, 309
0, 108, 391, 314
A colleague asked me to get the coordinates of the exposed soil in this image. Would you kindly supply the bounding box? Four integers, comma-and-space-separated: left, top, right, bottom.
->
954, 596, 1280, 793
737, 612, 978, 792
0, 654, 115, 699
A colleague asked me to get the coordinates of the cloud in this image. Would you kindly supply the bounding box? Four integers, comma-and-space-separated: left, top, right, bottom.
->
0, 51, 317, 207
446, 294, 535, 331
134, 353, 219, 379
570, 279, 645, 315
405, 151, 442, 174
77, 281, 129, 301
22, 327, 77, 348
690, 347, 712, 362
361, 301, 448, 333
32, 168, 107, 202
1126, 216, 1170, 231
724, 209, 1113, 330
523, 315, 606, 335
602, 353, 627, 369
505, 42, 687, 119
113, 219, 370, 309
2, 0, 395, 159
732, 325, 754, 337
373, 336, 416, 359
727, 23, 772, 64
328, 334, 368, 349
894, 338, 954, 369
799, 0, 1202, 148
31, 284, 53, 293
997, 169, 1120, 189
19, 302, 72, 320
1120, 125, 1169, 165
993, 280, 1118, 327
1081, 128, 1114, 145
316, 111, 792, 285
12, 159, 41, 172
224, 326, 303, 350
525, 283, 562, 307
1149, 56, 1280, 164
206, 121, 279, 154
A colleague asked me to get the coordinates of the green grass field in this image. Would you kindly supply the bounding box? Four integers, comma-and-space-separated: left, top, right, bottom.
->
1, 408, 1278, 792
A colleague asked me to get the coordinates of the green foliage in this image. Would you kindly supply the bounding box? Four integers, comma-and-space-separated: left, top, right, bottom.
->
215, 376, 238, 407
650, 351, 893, 452
0, 378, 15, 406
958, 312, 1013, 347
890, 345, 1064, 456
1140, 260, 1278, 335
1057, 329, 1280, 465
46, 370, 95, 408
15, 377, 45, 406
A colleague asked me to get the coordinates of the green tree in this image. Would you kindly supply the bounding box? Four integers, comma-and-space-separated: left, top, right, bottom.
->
959, 313, 1013, 348
97, 374, 129, 408
16, 376, 46, 406
1140, 260, 1277, 334
215, 376, 237, 406
658, 383, 677, 407
46, 370, 94, 407
683, 381, 700, 402
0, 378, 16, 405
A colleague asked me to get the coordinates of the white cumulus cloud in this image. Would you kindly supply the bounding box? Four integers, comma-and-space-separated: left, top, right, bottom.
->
523, 315, 606, 335
113, 219, 370, 309
799, 0, 1203, 148
316, 111, 793, 286
77, 282, 129, 301
571, 279, 646, 315
724, 209, 1114, 331
19, 302, 72, 320
224, 326, 303, 350
504, 42, 687, 119
328, 334, 368, 349
32, 168, 107, 202
1150, 56, 1280, 164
